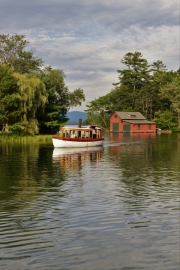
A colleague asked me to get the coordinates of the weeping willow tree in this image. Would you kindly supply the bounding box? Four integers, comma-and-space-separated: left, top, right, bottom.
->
11, 73, 48, 134
0, 64, 48, 135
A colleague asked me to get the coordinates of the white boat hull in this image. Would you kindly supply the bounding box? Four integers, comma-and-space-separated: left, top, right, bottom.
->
52, 137, 104, 148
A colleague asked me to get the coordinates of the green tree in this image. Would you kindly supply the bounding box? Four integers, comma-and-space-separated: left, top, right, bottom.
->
0, 34, 43, 73
114, 52, 151, 110
68, 88, 86, 107
137, 60, 168, 119
116, 52, 150, 87
0, 65, 18, 127
153, 110, 177, 130
0, 64, 48, 135
151, 60, 167, 72
37, 67, 85, 134
85, 95, 111, 129
12, 73, 48, 134
159, 76, 180, 128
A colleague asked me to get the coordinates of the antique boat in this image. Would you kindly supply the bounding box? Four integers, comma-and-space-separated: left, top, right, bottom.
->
52, 121, 104, 148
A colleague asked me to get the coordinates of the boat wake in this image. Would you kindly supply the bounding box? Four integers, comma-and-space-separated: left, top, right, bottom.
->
103, 141, 143, 147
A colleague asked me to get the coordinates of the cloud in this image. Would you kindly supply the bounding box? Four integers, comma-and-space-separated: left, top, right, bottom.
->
0, 0, 178, 31
0, 0, 179, 110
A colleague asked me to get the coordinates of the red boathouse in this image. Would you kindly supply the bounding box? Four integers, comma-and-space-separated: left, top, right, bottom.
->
110, 112, 156, 133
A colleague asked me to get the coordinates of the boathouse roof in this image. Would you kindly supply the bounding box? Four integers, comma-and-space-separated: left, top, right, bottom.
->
112, 112, 155, 124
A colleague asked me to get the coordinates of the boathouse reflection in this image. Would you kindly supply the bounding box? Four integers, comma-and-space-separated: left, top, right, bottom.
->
109, 132, 156, 143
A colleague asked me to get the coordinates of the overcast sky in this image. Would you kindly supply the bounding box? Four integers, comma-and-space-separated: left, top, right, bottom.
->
0, 0, 179, 111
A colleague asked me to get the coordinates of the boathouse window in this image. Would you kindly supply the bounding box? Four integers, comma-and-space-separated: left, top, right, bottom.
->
149, 124, 151, 130
114, 114, 117, 118
138, 124, 141, 130
127, 113, 136, 118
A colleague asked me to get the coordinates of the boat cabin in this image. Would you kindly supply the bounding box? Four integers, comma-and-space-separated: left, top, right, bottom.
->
59, 126, 102, 139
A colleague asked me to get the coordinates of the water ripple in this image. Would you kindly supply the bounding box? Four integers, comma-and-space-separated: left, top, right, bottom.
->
0, 137, 179, 269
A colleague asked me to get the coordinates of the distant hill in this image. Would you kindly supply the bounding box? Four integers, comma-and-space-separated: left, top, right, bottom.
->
66, 111, 87, 124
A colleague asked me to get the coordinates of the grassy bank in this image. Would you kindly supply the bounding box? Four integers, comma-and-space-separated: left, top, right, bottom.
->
0, 132, 52, 143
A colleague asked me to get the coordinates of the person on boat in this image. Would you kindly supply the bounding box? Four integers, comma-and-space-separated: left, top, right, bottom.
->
71, 131, 76, 138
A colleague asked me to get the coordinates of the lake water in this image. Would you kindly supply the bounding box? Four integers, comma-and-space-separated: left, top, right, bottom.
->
0, 133, 179, 270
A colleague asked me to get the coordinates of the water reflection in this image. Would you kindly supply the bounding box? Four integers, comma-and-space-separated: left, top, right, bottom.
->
109, 132, 157, 144
0, 143, 57, 211
104, 133, 180, 213
53, 146, 103, 173
0, 135, 179, 269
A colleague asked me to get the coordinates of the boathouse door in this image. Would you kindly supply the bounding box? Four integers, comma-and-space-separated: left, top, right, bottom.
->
123, 124, 130, 133
112, 123, 119, 132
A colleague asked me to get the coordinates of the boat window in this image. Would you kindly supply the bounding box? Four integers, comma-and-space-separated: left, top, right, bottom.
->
62, 130, 69, 137
78, 131, 81, 138
86, 131, 89, 138
71, 130, 76, 138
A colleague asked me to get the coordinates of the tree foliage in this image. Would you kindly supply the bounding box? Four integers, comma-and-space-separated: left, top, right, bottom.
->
159, 76, 180, 128
0, 64, 48, 134
86, 52, 180, 130
37, 67, 85, 134
153, 110, 177, 130
0, 34, 43, 73
0, 34, 85, 135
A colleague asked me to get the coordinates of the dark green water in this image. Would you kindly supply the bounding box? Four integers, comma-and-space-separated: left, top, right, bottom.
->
0, 133, 179, 270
